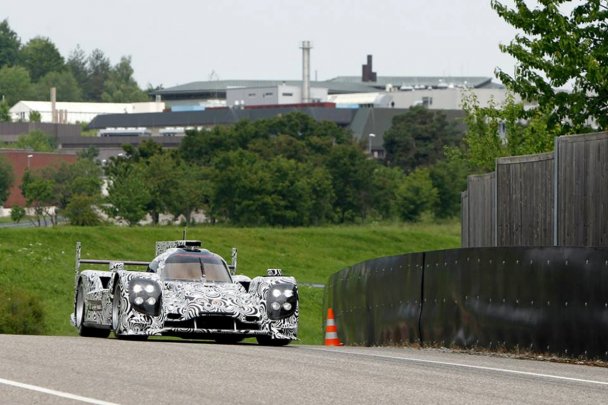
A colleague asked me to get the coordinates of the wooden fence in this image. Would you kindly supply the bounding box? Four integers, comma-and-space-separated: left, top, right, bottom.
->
462, 132, 608, 247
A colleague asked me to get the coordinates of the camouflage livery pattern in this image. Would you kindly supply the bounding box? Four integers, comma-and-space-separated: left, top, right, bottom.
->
71, 241, 298, 344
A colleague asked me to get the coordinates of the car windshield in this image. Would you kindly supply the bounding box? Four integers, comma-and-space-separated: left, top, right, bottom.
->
162, 251, 231, 283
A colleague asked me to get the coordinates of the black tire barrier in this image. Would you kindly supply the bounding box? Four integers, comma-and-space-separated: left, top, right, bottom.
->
325, 247, 608, 359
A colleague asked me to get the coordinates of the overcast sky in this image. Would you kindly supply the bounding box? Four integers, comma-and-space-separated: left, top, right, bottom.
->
2, 0, 520, 88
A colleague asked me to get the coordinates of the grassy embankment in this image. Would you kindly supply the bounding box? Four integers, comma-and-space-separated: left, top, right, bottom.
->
0, 223, 460, 344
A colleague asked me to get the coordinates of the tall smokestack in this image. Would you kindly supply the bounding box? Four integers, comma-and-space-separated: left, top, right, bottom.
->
50, 87, 57, 123
300, 41, 312, 103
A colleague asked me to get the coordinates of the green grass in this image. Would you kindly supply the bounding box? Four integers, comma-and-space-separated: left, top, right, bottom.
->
0, 223, 460, 344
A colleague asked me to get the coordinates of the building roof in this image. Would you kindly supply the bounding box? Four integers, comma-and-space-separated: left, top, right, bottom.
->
327, 76, 496, 89
10, 101, 133, 114
152, 76, 499, 99
88, 107, 357, 129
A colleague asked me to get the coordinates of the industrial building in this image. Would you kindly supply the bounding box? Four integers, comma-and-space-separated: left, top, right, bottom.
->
9, 101, 165, 124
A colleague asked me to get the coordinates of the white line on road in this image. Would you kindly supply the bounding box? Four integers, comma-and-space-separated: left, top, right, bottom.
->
0, 377, 119, 405
308, 347, 608, 387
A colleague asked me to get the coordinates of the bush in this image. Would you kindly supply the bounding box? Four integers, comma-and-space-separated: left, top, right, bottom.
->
64, 194, 101, 226
0, 287, 46, 334
10, 205, 25, 223
397, 168, 438, 222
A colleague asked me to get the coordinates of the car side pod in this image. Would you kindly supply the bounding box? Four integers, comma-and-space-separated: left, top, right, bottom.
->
324, 308, 343, 346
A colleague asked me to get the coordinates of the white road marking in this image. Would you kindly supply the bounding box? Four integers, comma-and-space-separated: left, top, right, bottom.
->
0, 377, 119, 405
309, 347, 608, 387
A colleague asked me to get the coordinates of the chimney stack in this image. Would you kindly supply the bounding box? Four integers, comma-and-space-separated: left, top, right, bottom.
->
300, 41, 312, 103
362, 55, 377, 82
50, 87, 57, 123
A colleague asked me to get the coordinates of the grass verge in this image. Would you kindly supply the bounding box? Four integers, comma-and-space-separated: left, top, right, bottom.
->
0, 223, 460, 344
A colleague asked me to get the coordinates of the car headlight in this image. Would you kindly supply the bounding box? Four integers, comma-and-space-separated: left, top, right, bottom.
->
267, 283, 297, 320
129, 278, 162, 316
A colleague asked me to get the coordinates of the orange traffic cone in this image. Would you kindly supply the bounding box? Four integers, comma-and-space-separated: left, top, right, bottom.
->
324, 308, 343, 346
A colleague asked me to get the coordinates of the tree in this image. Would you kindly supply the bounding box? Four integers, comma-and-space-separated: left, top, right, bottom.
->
50, 159, 102, 210
396, 168, 438, 222
18, 36, 64, 82
384, 106, 461, 173
20, 169, 56, 226
105, 164, 151, 226
462, 92, 560, 172
101, 56, 148, 102
166, 162, 208, 225
14, 130, 56, 152
84, 49, 110, 101
429, 147, 469, 219
28, 110, 41, 122
64, 194, 101, 226
492, 0, 608, 133
10, 206, 25, 223
33, 70, 82, 101
0, 65, 32, 106
0, 155, 14, 205
0, 99, 11, 122
369, 165, 406, 220
325, 143, 376, 222
0, 19, 20, 68
66, 45, 88, 95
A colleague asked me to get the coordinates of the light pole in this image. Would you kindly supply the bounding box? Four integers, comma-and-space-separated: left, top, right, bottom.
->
368, 133, 376, 156
27, 154, 33, 169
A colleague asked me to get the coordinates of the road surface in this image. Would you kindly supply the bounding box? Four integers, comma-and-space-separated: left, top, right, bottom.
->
0, 335, 606, 404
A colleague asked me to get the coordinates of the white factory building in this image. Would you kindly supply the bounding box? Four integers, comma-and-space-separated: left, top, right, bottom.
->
9, 101, 165, 124
226, 84, 328, 108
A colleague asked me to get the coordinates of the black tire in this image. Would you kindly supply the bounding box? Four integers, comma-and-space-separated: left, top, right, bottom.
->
112, 282, 147, 341
75, 283, 110, 338
256, 336, 290, 346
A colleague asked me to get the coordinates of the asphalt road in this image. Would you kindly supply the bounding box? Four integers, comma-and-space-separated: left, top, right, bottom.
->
0, 335, 607, 404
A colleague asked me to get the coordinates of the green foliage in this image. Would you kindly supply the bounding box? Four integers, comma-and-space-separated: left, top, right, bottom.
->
177, 113, 383, 226
369, 165, 405, 220
324, 144, 375, 223
10, 205, 25, 223
64, 194, 101, 226
0, 287, 46, 335
15, 130, 56, 152
84, 49, 110, 101
492, 0, 608, 133
21, 169, 56, 226
429, 147, 469, 219
101, 56, 148, 102
28, 110, 41, 122
0, 99, 10, 121
66, 45, 88, 96
50, 159, 103, 210
0, 65, 32, 106
33, 70, 82, 101
0, 19, 21, 68
384, 106, 461, 173
77, 146, 99, 160
0, 155, 14, 204
18, 36, 64, 82
105, 164, 151, 225
462, 92, 559, 172
397, 168, 438, 222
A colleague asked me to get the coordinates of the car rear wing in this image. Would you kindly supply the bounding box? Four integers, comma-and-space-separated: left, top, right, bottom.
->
75, 241, 149, 274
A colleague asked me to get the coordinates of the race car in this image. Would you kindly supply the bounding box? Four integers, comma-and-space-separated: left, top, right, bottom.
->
71, 240, 298, 345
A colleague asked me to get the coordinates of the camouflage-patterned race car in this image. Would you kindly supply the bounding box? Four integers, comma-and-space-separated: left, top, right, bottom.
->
71, 240, 298, 345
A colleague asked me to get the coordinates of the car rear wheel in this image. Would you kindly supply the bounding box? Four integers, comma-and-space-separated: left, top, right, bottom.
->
76, 283, 110, 338
256, 336, 290, 346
